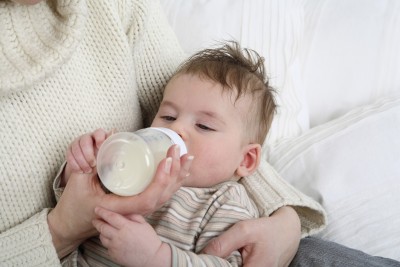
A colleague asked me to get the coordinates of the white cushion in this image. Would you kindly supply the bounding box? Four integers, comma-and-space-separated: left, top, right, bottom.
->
300, 0, 400, 127
267, 97, 400, 260
160, 0, 310, 146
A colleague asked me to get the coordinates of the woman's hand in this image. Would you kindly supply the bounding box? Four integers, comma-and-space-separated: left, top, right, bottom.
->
48, 171, 106, 258
99, 144, 193, 216
202, 206, 301, 267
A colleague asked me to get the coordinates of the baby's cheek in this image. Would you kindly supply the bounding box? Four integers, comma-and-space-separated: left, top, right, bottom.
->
188, 143, 225, 173
185, 158, 217, 186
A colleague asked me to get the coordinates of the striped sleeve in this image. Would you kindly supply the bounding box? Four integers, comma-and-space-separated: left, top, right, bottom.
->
170, 245, 242, 267
157, 183, 259, 267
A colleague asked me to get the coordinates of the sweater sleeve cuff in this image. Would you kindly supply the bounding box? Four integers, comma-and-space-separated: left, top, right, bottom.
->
240, 159, 327, 237
0, 209, 61, 266
53, 161, 67, 202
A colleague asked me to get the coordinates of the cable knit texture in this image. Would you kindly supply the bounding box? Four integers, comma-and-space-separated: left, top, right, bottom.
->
0, 0, 325, 266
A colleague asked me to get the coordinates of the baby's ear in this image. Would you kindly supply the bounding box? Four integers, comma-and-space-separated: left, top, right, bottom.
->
236, 144, 261, 177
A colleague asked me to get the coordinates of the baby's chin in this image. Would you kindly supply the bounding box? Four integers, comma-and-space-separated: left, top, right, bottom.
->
182, 174, 236, 188
181, 175, 206, 188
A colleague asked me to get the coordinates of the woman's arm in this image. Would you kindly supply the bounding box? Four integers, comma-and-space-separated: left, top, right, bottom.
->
240, 160, 327, 235
203, 160, 327, 266
203, 207, 301, 267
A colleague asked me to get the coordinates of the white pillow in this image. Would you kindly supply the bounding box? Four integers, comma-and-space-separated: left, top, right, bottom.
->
267, 97, 400, 260
300, 0, 400, 127
160, 0, 310, 146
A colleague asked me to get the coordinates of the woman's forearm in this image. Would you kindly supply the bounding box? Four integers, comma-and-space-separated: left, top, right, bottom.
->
269, 206, 301, 267
47, 210, 83, 259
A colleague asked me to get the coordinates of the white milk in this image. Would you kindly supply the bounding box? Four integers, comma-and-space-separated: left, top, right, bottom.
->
96, 127, 187, 196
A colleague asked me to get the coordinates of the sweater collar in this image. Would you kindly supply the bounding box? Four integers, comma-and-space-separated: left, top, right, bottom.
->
0, 0, 87, 95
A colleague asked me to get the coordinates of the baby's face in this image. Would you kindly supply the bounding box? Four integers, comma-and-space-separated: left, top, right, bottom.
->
152, 73, 253, 188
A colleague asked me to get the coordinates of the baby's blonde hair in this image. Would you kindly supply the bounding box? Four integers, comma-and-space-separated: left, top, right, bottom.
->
172, 41, 276, 145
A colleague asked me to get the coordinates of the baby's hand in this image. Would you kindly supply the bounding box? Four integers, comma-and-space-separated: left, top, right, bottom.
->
62, 129, 113, 186
93, 207, 170, 267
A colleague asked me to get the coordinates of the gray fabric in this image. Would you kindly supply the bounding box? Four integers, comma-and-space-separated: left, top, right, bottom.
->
290, 237, 400, 267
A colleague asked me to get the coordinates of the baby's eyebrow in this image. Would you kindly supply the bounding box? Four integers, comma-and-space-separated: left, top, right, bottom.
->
198, 111, 226, 126
200, 110, 219, 119
160, 100, 227, 125
159, 100, 176, 108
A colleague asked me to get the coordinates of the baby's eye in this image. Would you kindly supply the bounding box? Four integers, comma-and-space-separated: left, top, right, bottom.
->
160, 116, 176, 121
196, 124, 215, 131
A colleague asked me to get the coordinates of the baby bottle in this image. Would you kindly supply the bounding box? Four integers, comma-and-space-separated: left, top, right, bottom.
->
96, 127, 187, 196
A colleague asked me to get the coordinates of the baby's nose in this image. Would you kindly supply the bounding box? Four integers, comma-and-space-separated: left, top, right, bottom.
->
169, 125, 188, 154
173, 128, 184, 139
170, 124, 186, 141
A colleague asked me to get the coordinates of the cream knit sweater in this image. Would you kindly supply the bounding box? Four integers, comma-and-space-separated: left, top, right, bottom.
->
0, 0, 326, 266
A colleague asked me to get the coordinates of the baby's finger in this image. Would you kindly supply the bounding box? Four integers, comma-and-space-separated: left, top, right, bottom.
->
107, 128, 116, 138
71, 139, 92, 173
92, 128, 109, 151
93, 218, 116, 240
125, 213, 146, 224
66, 146, 83, 173
98, 233, 110, 248
79, 134, 96, 168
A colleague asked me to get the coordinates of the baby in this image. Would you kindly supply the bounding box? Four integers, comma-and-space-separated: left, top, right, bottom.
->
63, 41, 276, 266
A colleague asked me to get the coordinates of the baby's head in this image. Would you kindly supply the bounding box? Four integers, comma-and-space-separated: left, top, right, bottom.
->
152, 41, 276, 187
172, 41, 276, 145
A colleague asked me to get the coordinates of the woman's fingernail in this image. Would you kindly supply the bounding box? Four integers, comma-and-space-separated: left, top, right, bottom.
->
164, 157, 172, 174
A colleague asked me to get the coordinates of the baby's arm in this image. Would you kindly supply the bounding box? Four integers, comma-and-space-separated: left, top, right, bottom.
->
62, 128, 112, 186
93, 207, 171, 267
170, 246, 241, 267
